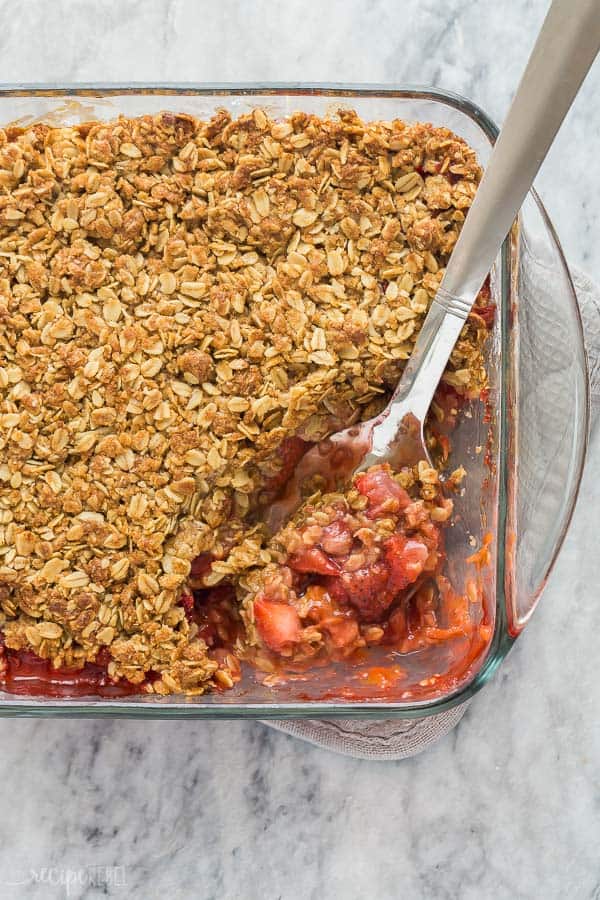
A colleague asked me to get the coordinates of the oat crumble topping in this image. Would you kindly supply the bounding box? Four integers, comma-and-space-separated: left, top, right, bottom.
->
0, 107, 489, 696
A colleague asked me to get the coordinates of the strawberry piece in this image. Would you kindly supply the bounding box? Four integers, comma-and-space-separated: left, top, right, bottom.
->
288, 546, 340, 576
355, 467, 411, 518
254, 596, 302, 652
384, 535, 428, 593
317, 534, 429, 625
325, 562, 394, 623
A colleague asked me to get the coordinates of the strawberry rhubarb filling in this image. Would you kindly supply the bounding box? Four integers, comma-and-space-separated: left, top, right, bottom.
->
238, 461, 487, 674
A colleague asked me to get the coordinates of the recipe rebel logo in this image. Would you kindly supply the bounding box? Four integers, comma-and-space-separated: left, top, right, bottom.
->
1, 864, 127, 896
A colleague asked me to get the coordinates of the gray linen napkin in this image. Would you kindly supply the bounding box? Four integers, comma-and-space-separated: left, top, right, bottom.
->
262, 266, 599, 759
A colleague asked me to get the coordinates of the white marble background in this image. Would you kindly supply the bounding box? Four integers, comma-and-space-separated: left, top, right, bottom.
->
0, 1, 598, 898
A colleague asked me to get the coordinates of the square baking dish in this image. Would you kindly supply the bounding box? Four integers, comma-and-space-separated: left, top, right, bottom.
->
0, 84, 588, 718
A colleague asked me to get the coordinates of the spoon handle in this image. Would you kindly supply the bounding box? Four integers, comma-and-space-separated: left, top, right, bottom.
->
380, 0, 600, 430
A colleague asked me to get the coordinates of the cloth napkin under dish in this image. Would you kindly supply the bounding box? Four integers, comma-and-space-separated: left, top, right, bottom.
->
263, 266, 600, 760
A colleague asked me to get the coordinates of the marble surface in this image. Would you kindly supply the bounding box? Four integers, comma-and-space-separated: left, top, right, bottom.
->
0, 1, 599, 897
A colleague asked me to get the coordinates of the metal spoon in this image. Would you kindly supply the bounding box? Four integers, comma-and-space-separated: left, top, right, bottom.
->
267, 0, 600, 532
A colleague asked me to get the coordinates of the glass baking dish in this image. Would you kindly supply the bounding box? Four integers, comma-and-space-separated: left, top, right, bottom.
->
0, 84, 588, 718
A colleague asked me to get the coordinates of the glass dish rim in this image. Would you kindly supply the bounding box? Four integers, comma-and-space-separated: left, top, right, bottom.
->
0, 82, 588, 718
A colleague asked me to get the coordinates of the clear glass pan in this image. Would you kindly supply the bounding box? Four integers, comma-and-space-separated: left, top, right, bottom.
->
0, 84, 588, 718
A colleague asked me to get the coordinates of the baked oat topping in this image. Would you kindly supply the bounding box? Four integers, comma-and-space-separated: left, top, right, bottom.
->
0, 107, 490, 696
